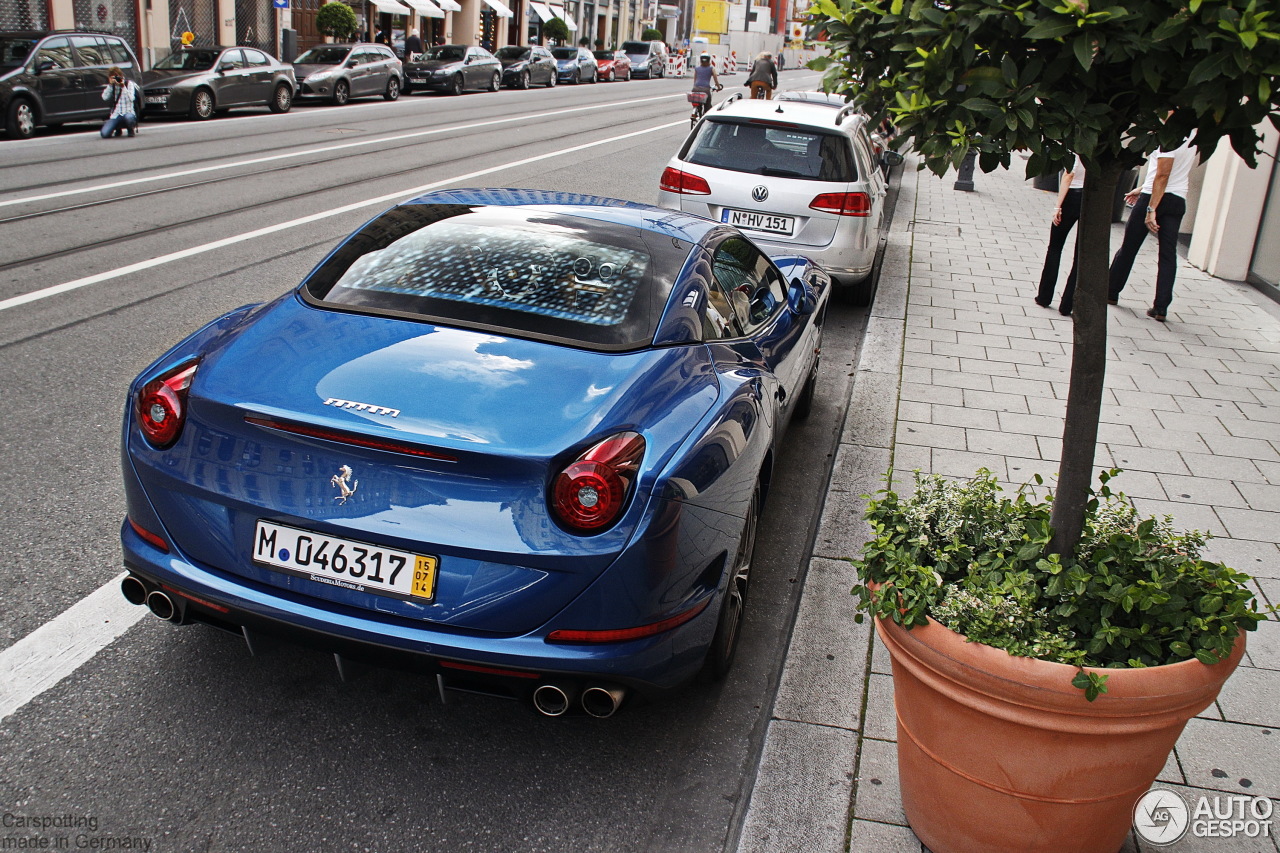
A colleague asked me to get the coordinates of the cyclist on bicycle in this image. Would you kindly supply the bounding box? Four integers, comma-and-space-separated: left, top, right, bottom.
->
689, 53, 723, 124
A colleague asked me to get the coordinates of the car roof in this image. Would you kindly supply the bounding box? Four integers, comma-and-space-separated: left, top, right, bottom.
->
706, 96, 868, 132
775, 91, 851, 109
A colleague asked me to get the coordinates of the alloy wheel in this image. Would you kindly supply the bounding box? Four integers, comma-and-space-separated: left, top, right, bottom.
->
190, 89, 214, 120
450, 74, 464, 96
333, 80, 349, 105
384, 77, 400, 100
519, 70, 529, 89
269, 83, 292, 113
702, 486, 759, 680
7, 99, 35, 139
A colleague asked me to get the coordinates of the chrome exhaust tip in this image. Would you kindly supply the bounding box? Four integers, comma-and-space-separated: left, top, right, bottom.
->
145, 589, 179, 622
581, 685, 626, 718
120, 575, 149, 606
532, 683, 574, 717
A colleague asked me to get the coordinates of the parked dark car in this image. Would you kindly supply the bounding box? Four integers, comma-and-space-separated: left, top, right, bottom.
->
620, 39, 667, 78
593, 49, 631, 82
293, 43, 402, 104
403, 45, 501, 96
141, 46, 295, 120
552, 46, 596, 84
1, 30, 142, 140
494, 45, 556, 89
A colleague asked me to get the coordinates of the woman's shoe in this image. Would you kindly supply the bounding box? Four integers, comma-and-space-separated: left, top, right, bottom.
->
1146, 307, 1167, 322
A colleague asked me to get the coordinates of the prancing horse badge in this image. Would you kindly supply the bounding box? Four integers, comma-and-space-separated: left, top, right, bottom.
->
331, 465, 358, 504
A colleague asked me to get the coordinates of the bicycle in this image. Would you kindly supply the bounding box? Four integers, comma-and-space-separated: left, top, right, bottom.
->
688, 84, 723, 126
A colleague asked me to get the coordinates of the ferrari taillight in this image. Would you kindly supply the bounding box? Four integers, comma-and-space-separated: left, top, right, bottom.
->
809, 191, 872, 216
551, 431, 645, 534
136, 361, 198, 449
659, 167, 711, 195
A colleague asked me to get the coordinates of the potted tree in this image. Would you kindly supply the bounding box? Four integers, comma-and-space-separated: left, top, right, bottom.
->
316, 1, 358, 43
852, 470, 1264, 853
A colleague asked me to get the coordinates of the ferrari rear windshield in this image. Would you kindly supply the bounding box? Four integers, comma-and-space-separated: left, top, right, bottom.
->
303, 205, 679, 350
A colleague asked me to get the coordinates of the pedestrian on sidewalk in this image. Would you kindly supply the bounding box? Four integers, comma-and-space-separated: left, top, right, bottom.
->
99, 67, 140, 139
747, 52, 777, 99
404, 29, 424, 59
1035, 155, 1084, 315
1107, 138, 1197, 321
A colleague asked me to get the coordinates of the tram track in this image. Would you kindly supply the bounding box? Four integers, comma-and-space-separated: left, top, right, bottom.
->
0, 107, 681, 277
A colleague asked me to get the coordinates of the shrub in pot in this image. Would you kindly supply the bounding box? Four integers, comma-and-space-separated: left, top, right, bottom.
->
852, 469, 1265, 853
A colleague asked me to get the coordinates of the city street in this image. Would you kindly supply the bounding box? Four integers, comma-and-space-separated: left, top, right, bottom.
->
0, 72, 873, 852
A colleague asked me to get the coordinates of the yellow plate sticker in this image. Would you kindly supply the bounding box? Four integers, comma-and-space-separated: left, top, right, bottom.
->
412, 555, 439, 599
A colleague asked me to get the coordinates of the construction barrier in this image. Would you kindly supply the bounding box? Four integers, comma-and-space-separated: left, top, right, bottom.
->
719, 53, 736, 76
667, 54, 687, 78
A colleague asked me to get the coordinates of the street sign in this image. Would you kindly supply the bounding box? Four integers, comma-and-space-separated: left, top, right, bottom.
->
273, 0, 288, 8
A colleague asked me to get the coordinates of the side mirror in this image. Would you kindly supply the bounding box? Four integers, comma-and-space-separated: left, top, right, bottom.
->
36, 59, 55, 73
882, 151, 905, 168
787, 277, 818, 316
346, 59, 358, 67
217, 62, 233, 73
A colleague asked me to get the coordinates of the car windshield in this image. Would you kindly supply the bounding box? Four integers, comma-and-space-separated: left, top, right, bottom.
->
592, 50, 614, 60
550, 48, 578, 60
303, 205, 674, 350
684, 119, 857, 182
294, 46, 350, 65
153, 49, 221, 70
0, 37, 36, 68
424, 46, 465, 61
620, 41, 649, 55
495, 47, 529, 60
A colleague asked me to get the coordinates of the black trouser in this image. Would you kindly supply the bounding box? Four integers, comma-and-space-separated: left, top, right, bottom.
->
1108, 192, 1187, 314
1038, 187, 1081, 311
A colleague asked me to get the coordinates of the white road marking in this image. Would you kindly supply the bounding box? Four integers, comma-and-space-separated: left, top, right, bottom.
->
0, 118, 688, 313
0, 572, 147, 722
0, 94, 685, 209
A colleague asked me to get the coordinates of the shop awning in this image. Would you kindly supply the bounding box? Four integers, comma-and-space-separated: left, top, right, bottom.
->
479, 0, 514, 16
434, 0, 461, 10
547, 3, 576, 28
529, 1, 554, 22
657, 3, 679, 17
403, 0, 444, 17
370, 0, 413, 13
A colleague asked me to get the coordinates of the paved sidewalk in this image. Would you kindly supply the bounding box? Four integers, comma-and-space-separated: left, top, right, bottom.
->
735, 155, 1280, 853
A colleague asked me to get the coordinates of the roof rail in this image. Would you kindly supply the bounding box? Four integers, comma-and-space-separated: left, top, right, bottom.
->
834, 104, 860, 126
716, 92, 744, 111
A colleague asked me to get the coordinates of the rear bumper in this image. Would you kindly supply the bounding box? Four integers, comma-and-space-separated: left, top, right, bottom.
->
121, 520, 714, 698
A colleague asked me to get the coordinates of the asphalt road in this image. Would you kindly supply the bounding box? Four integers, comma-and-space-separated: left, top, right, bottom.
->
0, 70, 869, 853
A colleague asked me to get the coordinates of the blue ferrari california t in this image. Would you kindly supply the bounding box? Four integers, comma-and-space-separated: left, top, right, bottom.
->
120, 189, 830, 716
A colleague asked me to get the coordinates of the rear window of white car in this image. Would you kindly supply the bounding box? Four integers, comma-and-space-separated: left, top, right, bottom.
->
683, 118, 857, 182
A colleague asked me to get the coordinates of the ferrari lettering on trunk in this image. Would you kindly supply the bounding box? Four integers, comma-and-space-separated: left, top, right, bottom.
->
323, 397, 400, 417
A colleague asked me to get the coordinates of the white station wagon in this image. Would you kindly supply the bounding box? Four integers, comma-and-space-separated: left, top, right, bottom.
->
657, 96, 899, 304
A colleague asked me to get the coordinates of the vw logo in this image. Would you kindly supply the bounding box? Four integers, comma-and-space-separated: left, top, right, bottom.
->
752, 185, 769, 202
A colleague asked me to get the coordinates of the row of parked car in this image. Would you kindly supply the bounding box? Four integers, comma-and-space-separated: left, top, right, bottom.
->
1, 29, 671, 139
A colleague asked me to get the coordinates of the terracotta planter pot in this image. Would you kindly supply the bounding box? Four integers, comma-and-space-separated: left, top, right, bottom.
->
875, 613, 1246, 853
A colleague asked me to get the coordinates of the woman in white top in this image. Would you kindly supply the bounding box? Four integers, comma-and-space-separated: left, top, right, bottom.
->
1035, 156, 1085, 315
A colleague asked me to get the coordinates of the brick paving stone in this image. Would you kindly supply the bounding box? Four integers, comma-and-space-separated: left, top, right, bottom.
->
1106, 444, 1193, 476
1129, 498, 1229, 536
897, 421, 967, 451
1241, 621, 1280, 672
1203, 434, 1280, 462
1202, 538, 1280, 579
853, 738, 908, 826
847, 821, 924, 853
1217, 508, 1280, 543
961, 388, 1032, 413
966, 428, 1040, 457
1136, 427, 1213, 454
1181, 452, 1268, 484
1154, 474, 1249, 508
1239, 482, 1280, 513
1175, 719, 1280, 798
1217, 666, 1280, 728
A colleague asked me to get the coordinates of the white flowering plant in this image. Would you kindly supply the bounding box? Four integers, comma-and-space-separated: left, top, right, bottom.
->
851, 469, 1266, 700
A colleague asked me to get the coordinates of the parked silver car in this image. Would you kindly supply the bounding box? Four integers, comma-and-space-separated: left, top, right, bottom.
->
657, 97, 900, 304
293, 43, 402, 104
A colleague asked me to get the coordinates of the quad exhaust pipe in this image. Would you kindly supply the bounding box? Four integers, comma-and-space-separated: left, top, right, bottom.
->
532, 683, 627, 718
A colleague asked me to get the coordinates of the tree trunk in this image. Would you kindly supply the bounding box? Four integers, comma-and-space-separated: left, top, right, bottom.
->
1049, 159, 1123, 557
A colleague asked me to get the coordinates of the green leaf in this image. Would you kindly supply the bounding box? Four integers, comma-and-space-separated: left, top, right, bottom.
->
1024, 17, 1078, 39
1072, 35, 1094, 70
1195, 650, 1221, 665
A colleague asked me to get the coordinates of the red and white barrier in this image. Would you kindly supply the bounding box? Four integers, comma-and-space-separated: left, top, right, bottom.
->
721, 51, 739, 75
667, 54, 687, 78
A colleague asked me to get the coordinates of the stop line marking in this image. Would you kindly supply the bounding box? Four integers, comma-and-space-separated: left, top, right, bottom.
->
0, 117, 688, 313
0, 94, 685, 210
